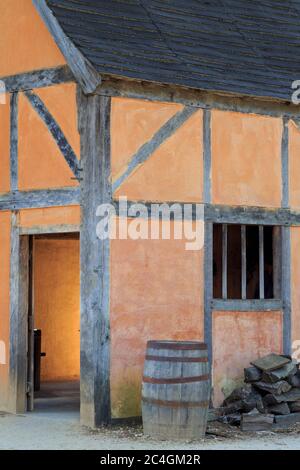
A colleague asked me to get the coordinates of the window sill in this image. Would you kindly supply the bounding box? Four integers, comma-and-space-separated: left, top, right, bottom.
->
211, 299, 283, 312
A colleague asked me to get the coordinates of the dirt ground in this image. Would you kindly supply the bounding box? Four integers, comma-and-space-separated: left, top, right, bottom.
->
0, 410, 300, 450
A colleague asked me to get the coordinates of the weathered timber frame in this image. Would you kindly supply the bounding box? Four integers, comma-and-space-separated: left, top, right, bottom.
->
4, 67, 82, 417
200, 110, 292, 361
77, 88, 112, 427
212, 223, 281, 302
0, 65, 74, 93
9, 223, 80, 414
2, 65, 297, 423
33, 0, 101, 94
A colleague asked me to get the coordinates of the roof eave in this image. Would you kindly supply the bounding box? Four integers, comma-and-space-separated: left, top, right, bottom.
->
32, 0, 101, 94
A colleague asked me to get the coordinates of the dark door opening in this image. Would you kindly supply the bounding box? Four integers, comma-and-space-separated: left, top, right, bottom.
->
27, 233, 80, 416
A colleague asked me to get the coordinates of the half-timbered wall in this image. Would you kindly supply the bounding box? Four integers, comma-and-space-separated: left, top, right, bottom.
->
107, 95, 295, 414
0, 0, 80, 410
289, 122, 300, 349
1, 0, 300, 422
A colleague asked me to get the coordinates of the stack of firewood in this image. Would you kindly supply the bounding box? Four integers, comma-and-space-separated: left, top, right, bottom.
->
219, 353, 300, 431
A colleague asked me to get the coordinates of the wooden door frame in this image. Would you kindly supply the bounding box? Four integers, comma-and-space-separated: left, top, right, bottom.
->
9, 221, 80, 414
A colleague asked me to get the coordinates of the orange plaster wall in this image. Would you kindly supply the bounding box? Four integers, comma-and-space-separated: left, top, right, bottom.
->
18, 84, 79, 191
0, 212, 11, 408
0, 93, 10, 193
110, 223, 204, 418
211, 110, 282, 207
289, 120, 300, 210
291, 227, 300, 344
0, 0, 65, 77
212, 311, 283, 405
19, 206, 80, 229
34, 237, 80, 381
111, 98, 203, 202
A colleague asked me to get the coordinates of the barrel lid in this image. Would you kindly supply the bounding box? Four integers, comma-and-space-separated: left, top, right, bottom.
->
147, 340, 207, 350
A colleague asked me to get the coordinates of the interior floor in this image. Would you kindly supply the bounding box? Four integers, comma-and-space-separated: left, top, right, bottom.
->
34, 380, 80, 417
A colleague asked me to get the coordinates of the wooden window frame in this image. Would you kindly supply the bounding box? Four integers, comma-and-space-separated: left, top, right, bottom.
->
212, 223, 283, 312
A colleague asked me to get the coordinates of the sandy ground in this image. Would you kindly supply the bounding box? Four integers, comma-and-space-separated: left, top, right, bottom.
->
1, 411, 300, 450
1, 381, 299, 450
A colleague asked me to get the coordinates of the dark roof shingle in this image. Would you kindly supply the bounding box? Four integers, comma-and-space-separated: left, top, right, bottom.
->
46, 0, 300, 101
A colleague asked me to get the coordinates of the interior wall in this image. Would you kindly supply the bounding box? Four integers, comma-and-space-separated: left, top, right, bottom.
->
33, 236, 80, 382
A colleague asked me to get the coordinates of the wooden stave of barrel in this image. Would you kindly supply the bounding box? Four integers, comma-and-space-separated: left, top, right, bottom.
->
142, 340, 210, 440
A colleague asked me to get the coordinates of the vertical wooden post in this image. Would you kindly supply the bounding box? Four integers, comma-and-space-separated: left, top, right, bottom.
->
281, 116, 291, 355
27, 237, 34, 411
10, 92, 18, 191
203, 109, 211, 203
281, 117, 289, 209
78, 88, 112, 427
203, 110, 213, 367
204, 222, 213, 366
282, 226, 291, 355
9, 213, 29, 413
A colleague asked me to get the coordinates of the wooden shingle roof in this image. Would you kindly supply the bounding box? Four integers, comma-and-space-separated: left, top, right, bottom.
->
39, 0, 300, 101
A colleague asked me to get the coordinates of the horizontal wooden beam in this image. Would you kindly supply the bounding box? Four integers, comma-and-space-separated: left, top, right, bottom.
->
19, 224, 80, 235
205, 204, 300, 225
112, 200, 300, 225
211, 299, 283, 312
113, 200, 197, 220
2, 193, 300, 227
97, 76, 300, 119
0, 188, 80, 211
1, 66, 74, 93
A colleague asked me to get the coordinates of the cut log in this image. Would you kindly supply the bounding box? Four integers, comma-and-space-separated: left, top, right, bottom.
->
244, 366, 262, 383
224, 385, 264, 413
280, 388, 300, 402
221, 401, 243, 415
224, 385, 252, 404
241, 409, 274, 432
263, 394, 280, 406
274, 412, 300, 428
288, 370, 300, 388
207, 408, 224, 422
251, 354, 290, 372
262, 362, 297, 383
263, 388, 300, 405
288, 401, 300, 413
253, 380, 291, 395
267, 403, 290, 415
241, 396, 262, 413
220, 413, 241, 426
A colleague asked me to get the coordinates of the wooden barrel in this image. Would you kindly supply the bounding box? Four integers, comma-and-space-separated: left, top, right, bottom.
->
142, 340, 210, 440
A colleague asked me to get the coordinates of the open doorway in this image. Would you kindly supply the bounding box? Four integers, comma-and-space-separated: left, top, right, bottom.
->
28, 233, 80, 417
